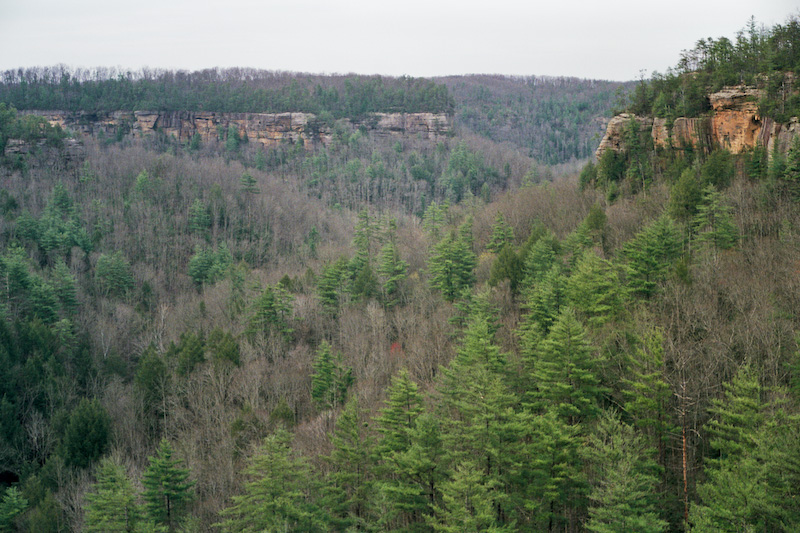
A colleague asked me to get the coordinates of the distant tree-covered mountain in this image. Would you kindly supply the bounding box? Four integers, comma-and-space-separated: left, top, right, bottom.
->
0, 67, 454, 118
439, 74, 634, 164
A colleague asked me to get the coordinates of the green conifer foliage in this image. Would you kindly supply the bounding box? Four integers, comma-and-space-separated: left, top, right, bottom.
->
84, 459, 143, 533
529, 308, 605, 423
565, 252, 624, 328
487, 213, 515, 253
0, 487, 28, 532
95, 251, 134, 297
690, 365, 770, 531
246, 284, 293, 341
323, 397, 376, 530
692, 185, 739, 251
377, 239, 408, 308
215, 429, 326, 532
311, 342, 353, 411
317, 257, 350, 314
622, 214, 683, 298
585, 411, 668, 533
62, 398, 111, 469
428, 224, 476, 302
142, 439, 195, 531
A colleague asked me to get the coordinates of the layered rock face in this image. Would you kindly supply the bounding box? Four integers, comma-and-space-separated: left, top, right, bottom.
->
24, 110, 452, 149
596, 85, 797, 159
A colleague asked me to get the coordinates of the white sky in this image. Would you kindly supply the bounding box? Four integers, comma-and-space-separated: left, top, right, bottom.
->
0, 0, 797, 81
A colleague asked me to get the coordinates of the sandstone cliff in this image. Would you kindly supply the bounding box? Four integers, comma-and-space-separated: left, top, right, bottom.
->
596, 85, 797, 159
24, 110, 452, 149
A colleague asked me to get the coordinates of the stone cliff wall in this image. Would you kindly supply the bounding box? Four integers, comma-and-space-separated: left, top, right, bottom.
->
23, 110, 452, 149
596, 85, 797, 159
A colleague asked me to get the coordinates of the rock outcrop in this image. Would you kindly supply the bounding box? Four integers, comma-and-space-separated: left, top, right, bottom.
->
24, 110, 452, 149
596, 85, 797, 159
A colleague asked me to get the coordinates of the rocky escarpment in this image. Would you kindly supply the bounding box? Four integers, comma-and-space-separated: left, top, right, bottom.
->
24, 110, 452, 149
596, 85, 798, 159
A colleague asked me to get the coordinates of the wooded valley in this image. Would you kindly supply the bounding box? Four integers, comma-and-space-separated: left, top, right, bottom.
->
0, 14, 800, 533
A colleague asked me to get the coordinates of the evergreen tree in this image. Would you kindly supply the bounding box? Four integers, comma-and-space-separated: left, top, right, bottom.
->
95, 251, 134, 297
62, 398, 111, 469
377, 239, 408, 309
690, 365, 771, 531
438, 313, 525, 527
692, 185, 739, 251
622, 214, 683, 298
522, 232, 560, 287
311, 342, 353, 411
427, 225, 476, 302
565, 251, 624, 328
216, 429, 326, 532
188, 198, 211, 238
142, 439, 195, 531
523, 407, 586, 532
488, 245, 524, 295
84, 459, 143, 533
317, 257, 350, 314
427, 462, 513, 533
374, 368, 428, 529
668, 168, 702, 223
529, 308, 605, 423
585, 411, 668, 533
323, 396, 376, 530
0, 487, 28, 532
246, 284, 293, 341
487, 213, 515, 253
623, 328, 675, 468
521, 264, 567, 335
375, 368, 424, 459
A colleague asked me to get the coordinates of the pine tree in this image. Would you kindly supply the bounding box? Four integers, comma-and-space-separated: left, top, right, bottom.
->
692, 184, 739, 251
690, 365, 771, 531
427, 462, 513, 533
142, 439, 195, 531
488, 245, 524, 295
95, 251, 134, 297
487, 213, 515, 253
216, 429, 326, 532
84, 459, 143, 533
377, 238, 408, 309
323, 396, 376, 530
524, 407, 586, 532
585, 411, 668, 533
311, 342, 353, 411
62, 398, 111, 469
375, 368, 424, 458
0, 487, 28, 532
246, 284, 293, 341
623, 214, 683, 298
522, 232, 560, 288
565, 251, 624, 328
187, 198, 211, 239
623, 328, 675, 469
317, 257, 349, 314
521, 264, 567, 335
428, 225, 476, 302
438, 313, 526, 527
374, 368, 426, 529
529, 308, 605, 423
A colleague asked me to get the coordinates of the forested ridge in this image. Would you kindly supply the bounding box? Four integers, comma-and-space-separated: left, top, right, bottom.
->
439, 75, 633, 165
0, 69, 454, 119
1, 14, 800, 533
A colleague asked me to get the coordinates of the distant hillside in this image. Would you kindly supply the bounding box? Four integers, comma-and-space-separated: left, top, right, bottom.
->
439, 74, 635, 164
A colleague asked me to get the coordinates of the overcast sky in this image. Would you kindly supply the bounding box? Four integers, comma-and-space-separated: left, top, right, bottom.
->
1, 0, 797, 81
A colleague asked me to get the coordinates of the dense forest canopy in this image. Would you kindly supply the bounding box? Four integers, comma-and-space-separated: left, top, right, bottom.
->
440, 74, 633, 165
0, 67, 455, 117
626, 15, 800, 121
